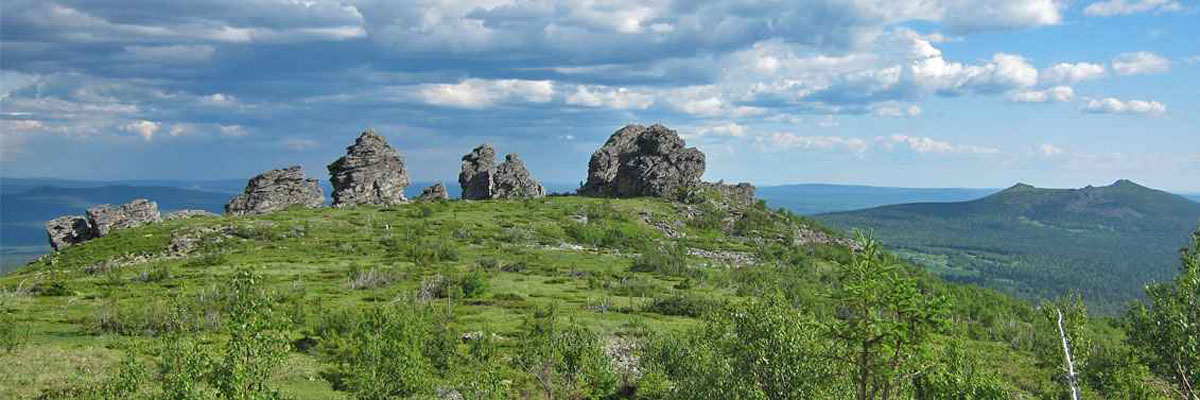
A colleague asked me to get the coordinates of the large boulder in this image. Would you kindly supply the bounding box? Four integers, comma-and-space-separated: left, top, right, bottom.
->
458, 144, 496, 200
416, 183, 450, 202
45, 215, 95, 250
328, 130, 410, 206
86, 199, 161, 237
579, 124, 705, 198
492, 154, 545, 199
225, 166, 324, 215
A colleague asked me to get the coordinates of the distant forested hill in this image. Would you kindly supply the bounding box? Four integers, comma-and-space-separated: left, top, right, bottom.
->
816, 180, 1200, 314
757, 183, 996, 215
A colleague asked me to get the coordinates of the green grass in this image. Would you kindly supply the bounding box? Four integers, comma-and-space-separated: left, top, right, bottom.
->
0, 196, 1067, 399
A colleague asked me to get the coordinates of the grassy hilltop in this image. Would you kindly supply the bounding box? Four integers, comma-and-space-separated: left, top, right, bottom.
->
0, 194, 1182, 399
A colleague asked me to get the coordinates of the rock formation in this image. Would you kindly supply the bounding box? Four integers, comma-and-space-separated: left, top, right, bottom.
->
45, 215, 95, 250
492, 154, 545, 199
698, 181, 757, 206
225, 166, 324, 215
86, 199, 161, 237
459, 144, 544, 200
328, 130, 410, 206
459, 144, 496, 200
416, 183, 450, 202
164, 210, 220, 220
579, 124, 705, 198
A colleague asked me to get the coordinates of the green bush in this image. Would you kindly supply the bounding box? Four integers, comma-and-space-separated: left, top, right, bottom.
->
516, 306, 618, 399
316, 303, 453, 399
630, 242, 689, 276
644, 293, 722, 318
210, 269, 290, 400
0, 313, 29, 354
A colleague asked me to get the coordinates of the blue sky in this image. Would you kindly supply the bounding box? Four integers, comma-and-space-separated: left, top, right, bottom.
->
1, 0, 1197, 191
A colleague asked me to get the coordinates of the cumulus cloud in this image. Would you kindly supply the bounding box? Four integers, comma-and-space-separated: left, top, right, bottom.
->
1040, 62, 1106, 85
1009, 86, 1075, 103
760, 133, 869, 153
122, 45, 216, 64
1084, 0, 1184, 16
123, 120, 160, 141
880, 134, 1001, 155
418, 79, 554, 109
871, 104, 922, 117
691, 123, 748, 139
1112, 52, 1171, 76
218, 124, 250, 137
565, 86, 654, 110
1081, 97, 1167, 116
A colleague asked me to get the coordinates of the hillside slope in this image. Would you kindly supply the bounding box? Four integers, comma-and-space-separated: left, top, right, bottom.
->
0, 195, 1092, 399
818, 179, 1200, 314
757, 183, 996, 214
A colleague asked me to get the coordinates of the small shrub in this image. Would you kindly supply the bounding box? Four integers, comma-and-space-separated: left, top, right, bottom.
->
516, 306, 619, 399
644, 293, 722, 318
133, 263, 171, 283
32, 280, 70, 297
630, 242, 689, 276
346, 267, 397, 290
183, 253, 227, 268
315, 303, 450, 398
457, 268, 491, 299
0, 313, 29, 354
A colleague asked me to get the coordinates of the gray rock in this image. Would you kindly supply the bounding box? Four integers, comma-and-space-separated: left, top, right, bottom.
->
458, 144, 496, 200
328, 130, 410, 206
45, 215, 95, 251
164, 210, 220, 220
492, 154, 545, 199
86, 199, 161, 237
579, 124, 705, 198
225, 166, 323, 215
696, 181, 757, 206
416, 183, 450, 202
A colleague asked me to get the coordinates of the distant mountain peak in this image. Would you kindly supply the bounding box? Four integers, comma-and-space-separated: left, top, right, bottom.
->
1110, 179, 1143, 189
1000, 182, 1037, 193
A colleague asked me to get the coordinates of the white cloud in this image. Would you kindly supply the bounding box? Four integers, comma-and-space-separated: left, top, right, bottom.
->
565, 86, 654, 109
911, 53, 1039, 95
692, 123, 748, 139
418, 79, 554, 109
1038, 144, 1065, 156
218, 124, 250, 137
1112, 52, 1171, 75
200, 93, 239, 107
871, 104, 922, 117
1081, 97, 1167, 116
1084, 0, 1183, 16
122, 45, 216, 64
761, 133, 869, 153
881, 134, 1001, 155
1040, 62, 1106, 85
282, 138, 320, 150
1009, 86, 1075, 103
1186, 55, 1200, 65
123, 120, 160, 141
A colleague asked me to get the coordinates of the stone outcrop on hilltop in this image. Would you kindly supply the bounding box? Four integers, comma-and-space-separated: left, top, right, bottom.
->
328, 130, 410, 206
416, 183, 450, 202
579, 124, 706, 198
459, 144, 496, 200
45, 215, 95, 250
46, 199, 163, 250
86, 199, 161, 236
225, 166, 324, 215
493, 154, 546, 199
698, 181, 757, 206
164, 210, 220, 220
459, 144, 544, 200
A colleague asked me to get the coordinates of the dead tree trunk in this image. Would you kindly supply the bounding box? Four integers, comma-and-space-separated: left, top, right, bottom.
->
1056, 308, 1081, 400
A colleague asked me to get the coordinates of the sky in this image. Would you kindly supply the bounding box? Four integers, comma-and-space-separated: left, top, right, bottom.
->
1, 0, 1198, 191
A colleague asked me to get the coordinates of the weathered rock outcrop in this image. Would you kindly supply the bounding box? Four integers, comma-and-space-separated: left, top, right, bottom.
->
225, 166, 323, 215
493, 154, 545, 199
45, 215, 95, 250
86, 199, 161, 237
164, 210, 220, 220
328, 130, 410, 206
579, 124, 705, 198
459, 144, 496, 200
459, 144, 544, 200
416, 183, 450, 202
698, 181, 757, 206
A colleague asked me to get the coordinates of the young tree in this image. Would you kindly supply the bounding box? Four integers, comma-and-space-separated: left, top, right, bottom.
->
828, 232, 950, 400
1127, 228, 1200, 399
1035, 293, 1090, 400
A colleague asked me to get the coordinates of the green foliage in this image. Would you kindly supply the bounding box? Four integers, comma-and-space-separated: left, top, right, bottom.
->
630, 242, 689, 276
912, 342, 1008, 399
643, 293, 722, 317
0, 312, 29, 354
315, 302, 456, 399
641, 294, 837, 399
1034, 291, 1091, 398
516, 305, 618, 399
158, 334, 216, 400
1126, 227, 1200, 399
211, 269, 290, 400
828, 232, 950, 400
